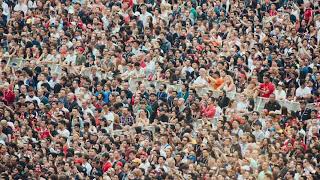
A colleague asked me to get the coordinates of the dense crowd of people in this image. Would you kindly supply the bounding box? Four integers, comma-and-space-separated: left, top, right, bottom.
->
0, 0, 320, 179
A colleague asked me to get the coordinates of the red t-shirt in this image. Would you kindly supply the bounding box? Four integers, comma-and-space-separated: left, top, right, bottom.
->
102, 162, 112, 173
269, 10, 277, 16
40, 128, 50, 139
201, 104, 216, 118
304, 8, 313, 23
2, 85, 15, 104
140, 60, 146, 68
259, 82, 275, 98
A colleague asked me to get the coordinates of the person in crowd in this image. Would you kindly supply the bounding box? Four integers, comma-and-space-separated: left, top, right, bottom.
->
264, 94, 282, 113
259, 75, 275, 98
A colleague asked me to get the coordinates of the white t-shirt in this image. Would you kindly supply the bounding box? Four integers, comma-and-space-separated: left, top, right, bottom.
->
48, 79, 58, 89
236, 101, 248, 112
139, 161, 151, 171
129, 68, 145, 79
46, 54, 61, 62
231, 128, 244, 137
64, 53, 77, 65
140, 12, 152, 27
26, 95, 41, 105
193, 76, 207, 86
252, 130, 264, 142
182, 66, 194, 74
14, 3, 28, 15
155, 164, 168, 173
2, 2, 10, 18
37, 81, 45, 90
274, 89, 286, 100
145, 60, 156, 77
83, 107, 94, 116
215, 106, 223, 118
57, 128, 70, 138
74, 87, 81, 95
104, 112, 114, 122
83, 162, 92, 176
27, 0, 37, 9
295, 86, 311, 97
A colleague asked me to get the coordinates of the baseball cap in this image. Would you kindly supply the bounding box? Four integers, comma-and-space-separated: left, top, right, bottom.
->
0, 140, 5, 145
133, 11, 140, 16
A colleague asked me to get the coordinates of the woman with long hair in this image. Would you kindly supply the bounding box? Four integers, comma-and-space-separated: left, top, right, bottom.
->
135, 109, 149, 127
223, 75, 236, 98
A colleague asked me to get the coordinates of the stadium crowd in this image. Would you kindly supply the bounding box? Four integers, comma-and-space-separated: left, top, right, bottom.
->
0, 0, 320, 179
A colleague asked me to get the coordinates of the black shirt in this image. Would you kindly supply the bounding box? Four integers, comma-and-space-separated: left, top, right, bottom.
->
264, 101, 281, 112
218, 96, 230, 109
296, 108, 311, 121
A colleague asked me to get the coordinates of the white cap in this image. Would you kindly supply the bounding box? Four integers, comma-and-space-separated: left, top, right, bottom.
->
0, 140, 5, 146
133, 11, 140, 16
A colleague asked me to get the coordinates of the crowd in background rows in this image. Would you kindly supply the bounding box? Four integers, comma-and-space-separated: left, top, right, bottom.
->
0, 0, 320, 179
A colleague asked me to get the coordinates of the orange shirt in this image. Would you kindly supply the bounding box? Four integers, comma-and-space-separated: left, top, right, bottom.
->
214, 78, 224, 90
208, 76, 224, 90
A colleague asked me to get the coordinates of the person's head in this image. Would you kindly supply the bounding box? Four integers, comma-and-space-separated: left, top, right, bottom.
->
199, 68, 206, 77
232, 120, 239, 129
277, 82, 284, 89
213, 71, 220, 78
254, 122, 262, 130
252, 111, 260, 120
97, 83, 104, 91
181, 136, 189, 145
158, 156, 166, 165
141, 4, 147, 14
28, 90, 35, 97
134, 62, 140, 69
178, 98, 185, 106
263, 76, 270, 83
208, 97, 215, 105
20, 85, 28, 94
165, 70, 171, 78
160, 134, 168, 145
139, 84, 146, 92
284, 171, 294, 180
67, 93, 75, 101
71, 108, 79, 116
98, 93, 105, 100
72, 80, 79, 88
182, 83, 189, 91
38, 73, 46, 81
159, 84, 166, 91
150, 93, 156, 101
123, 82, 129, 90
58, 120, 66, 130
122, 107, 129, 115
300, 101, 307, 109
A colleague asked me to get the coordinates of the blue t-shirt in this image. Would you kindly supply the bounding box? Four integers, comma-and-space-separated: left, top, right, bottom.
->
95, 91, 110, 103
